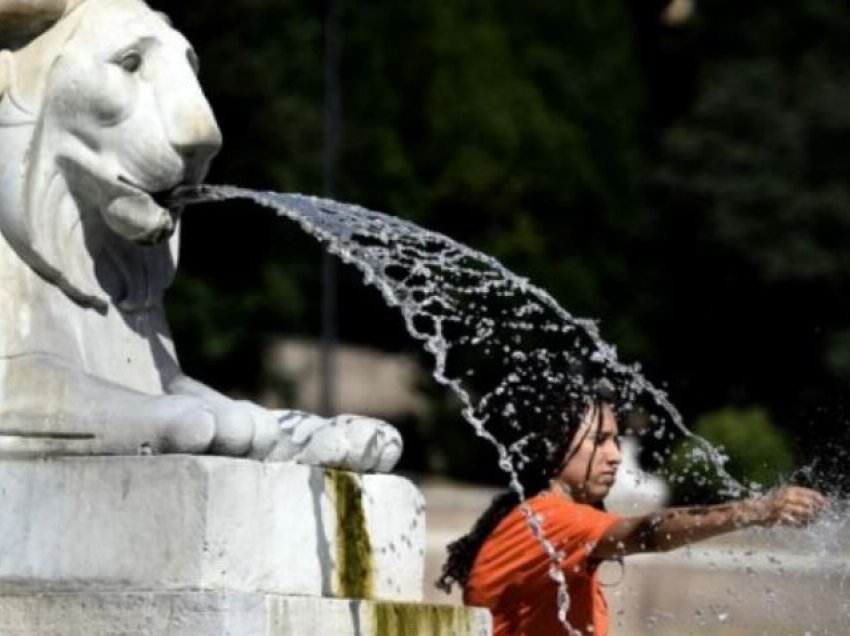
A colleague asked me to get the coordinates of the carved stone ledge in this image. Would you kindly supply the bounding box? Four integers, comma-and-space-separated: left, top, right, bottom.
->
0, 456, 425, 601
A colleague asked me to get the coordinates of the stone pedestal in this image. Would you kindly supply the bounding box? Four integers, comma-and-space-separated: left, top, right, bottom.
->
0, 457, 490, 635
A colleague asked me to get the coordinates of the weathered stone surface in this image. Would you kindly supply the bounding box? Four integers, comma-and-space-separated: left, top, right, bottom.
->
0, 457, 425, 601
0, 592, 492, 636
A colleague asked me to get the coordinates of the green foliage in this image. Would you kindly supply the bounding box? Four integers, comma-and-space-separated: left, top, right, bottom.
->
642, 1, 850, 476
666, 407, 795, 503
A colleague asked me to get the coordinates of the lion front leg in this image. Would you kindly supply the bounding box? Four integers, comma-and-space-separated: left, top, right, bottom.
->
167, 374, 403, 472
268, 411, 403, 473
0, 354, 219, 456
166, 373, 279, 458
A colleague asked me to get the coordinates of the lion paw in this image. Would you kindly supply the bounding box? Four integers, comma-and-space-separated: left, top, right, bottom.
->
267, 411, 402, 473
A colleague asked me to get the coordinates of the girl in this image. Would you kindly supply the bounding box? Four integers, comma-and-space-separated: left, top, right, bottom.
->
437, 387, 828, 635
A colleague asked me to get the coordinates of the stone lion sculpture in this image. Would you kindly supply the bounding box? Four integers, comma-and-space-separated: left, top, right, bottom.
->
0, 0, 402, 471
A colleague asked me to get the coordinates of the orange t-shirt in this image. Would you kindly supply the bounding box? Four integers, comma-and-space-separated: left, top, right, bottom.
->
464, 492, 621, 636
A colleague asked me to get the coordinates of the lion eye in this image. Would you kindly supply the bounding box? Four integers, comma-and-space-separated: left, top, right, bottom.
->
117, 51, 143, 73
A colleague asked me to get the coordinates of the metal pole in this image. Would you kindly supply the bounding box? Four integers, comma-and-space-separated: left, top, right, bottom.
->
320, 0, 341, 416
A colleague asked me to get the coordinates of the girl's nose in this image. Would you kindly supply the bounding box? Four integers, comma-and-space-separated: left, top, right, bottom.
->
607, 441, 622, 465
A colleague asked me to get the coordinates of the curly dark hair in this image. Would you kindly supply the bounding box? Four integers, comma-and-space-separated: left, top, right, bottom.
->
435, 380, 618, 594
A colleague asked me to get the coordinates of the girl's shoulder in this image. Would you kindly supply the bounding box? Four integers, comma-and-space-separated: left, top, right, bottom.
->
526, 492, 620, 535
493, 492, 606, 534
527, 491, 595, 514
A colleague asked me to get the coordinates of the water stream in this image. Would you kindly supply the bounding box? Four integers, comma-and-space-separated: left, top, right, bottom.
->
177, 184, 754, 632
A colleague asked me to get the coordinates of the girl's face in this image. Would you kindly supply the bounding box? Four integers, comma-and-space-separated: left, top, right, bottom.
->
553, 403, 622, 504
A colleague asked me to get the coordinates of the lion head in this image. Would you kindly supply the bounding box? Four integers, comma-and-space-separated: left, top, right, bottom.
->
0, 0, 221, 312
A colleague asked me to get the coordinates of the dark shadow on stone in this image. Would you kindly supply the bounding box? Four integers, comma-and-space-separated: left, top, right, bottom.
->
309, 467, 333, 597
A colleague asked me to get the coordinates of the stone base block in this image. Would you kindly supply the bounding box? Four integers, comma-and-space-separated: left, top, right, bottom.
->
0, 592, 491, 636
0, 456, 424, 601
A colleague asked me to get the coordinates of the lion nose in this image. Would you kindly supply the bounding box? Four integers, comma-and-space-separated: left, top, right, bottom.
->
160, 77, 223, 183
175, 128, 222, 184
171, 111, 222, 183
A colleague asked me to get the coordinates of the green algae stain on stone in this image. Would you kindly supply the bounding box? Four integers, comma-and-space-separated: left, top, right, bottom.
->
326, 469, 374, 599
372, 602, 472, 636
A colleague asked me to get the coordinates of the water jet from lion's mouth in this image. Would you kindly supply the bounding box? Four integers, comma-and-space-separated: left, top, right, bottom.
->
175, 182, 754, 629
151, 188, 182, 211
116, 177, 187, 212
170, 184, 210, 208
174, 184, 730, 472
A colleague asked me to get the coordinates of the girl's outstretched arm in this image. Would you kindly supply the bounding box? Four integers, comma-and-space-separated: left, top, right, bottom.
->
591, 486, 828, 559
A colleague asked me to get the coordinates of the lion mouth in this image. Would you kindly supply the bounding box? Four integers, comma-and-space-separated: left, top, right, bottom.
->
117, 175, 184, 210
108, 174, 186, 244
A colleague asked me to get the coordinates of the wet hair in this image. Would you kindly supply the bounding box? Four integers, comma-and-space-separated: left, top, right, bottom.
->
436, 379, 618, 594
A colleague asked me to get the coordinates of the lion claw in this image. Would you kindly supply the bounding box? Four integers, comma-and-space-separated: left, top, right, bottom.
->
267, 410, 402, 473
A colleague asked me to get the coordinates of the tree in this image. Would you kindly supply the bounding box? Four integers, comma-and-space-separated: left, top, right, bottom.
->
644, 0, 850, 485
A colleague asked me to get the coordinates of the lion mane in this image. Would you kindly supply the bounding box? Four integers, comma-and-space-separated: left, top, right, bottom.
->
0, 0, 213, 314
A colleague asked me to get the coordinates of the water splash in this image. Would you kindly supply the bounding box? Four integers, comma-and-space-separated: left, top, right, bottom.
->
176, 184, 746, 631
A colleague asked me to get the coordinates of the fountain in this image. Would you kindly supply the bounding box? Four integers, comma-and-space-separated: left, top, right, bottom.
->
1, 1, 845, 634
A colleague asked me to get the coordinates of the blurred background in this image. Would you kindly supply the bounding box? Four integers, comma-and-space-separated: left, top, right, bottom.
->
162, 0, 850, 498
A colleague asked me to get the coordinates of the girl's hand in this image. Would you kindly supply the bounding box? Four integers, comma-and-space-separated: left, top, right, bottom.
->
754, 486, 829, 528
